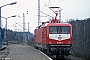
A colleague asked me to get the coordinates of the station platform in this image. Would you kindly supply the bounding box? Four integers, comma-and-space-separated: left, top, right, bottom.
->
5, 44, 52, 60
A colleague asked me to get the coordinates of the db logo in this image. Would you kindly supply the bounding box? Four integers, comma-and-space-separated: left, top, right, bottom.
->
58, 36, 62, 40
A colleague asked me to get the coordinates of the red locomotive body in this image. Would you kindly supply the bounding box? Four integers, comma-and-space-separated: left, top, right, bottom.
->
34, 7, 72, 58
34, 23, 72, 58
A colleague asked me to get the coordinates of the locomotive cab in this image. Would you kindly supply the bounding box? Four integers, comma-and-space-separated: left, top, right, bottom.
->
43, 23, 72, 58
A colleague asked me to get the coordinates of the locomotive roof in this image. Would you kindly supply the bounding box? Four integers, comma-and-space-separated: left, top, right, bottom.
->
44, 23, 72, 26
36, 23, 72, 29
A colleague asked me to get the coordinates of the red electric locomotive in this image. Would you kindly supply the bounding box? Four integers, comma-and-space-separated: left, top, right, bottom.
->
34, 7, 72, 58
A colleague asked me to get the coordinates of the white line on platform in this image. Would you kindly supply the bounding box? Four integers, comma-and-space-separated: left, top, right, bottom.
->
38, 50, 53, 60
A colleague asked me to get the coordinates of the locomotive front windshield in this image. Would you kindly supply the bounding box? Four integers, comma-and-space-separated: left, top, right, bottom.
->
50, 26, 70, 34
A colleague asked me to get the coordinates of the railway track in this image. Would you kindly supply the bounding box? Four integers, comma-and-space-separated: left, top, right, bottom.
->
31, 46, 86, 60
34, 46, 73, 60
36, 48, 86, 60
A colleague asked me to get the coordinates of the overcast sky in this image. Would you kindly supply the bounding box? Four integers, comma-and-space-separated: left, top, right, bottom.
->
0, 0, 90, 34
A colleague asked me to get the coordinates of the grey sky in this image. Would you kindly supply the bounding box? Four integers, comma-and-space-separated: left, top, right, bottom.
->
0, 0, 90, 33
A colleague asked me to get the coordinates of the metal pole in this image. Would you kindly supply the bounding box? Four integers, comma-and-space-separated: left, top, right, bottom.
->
23, 13, 25, 44
28, 22, 29, 40
5, 18, 8, 45
0, 7, 2, 48
5, 16, 16, 45
38, 0, 40, 26
59, 10, 61, 21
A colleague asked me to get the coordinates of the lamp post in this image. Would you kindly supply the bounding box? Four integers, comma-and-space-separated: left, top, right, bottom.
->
2, 15, 16, 45
0, 2, 17, 48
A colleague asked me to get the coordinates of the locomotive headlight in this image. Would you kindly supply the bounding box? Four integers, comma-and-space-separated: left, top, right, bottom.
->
68, 41, 70, 44
49, 41, 52, 44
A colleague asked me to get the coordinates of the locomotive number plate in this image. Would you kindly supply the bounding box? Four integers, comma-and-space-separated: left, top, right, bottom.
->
57, 42, 63, 44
